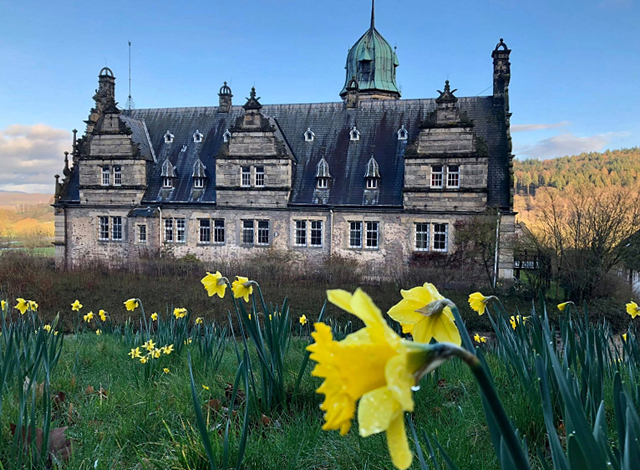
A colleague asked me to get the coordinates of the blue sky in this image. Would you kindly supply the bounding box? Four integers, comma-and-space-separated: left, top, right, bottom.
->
1, 0, 639, 192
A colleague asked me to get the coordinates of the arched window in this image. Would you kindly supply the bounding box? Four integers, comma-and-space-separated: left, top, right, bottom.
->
223, 129, 231, 143
350, 126, 360, 142
164, 130, 174, 144
397, 125, 408, 141
304, 128, 315, 142
193, 130, 203, 143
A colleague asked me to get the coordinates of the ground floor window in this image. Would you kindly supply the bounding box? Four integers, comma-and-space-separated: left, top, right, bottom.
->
257, 220, 270, 245
99, 217, 109, 241
365, 221, 379, 249
433, 223, 448, 252
295, 220, 307, 246
241, 220, 270, 246
214, 219, 225, 244
199, 219, 211, 243
415, 223, 429, 251
294, 219, 323, 247
112, 217, 123, 241
349, 221, 362, 248
310, 220, 323, 247
413, 222, 449, 252
164, 219, 174, 242
138, 225, 147, 243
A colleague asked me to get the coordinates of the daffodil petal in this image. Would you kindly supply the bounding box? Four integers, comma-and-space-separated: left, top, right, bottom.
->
358, 387, 395, 437
387, 299, 425, 326
411, 318, 433, 343
386, 413, 412, 470
431, 314, 462, 345
385, 354, 414, 412
350, 288, 385, 329
327, 289, 355, 314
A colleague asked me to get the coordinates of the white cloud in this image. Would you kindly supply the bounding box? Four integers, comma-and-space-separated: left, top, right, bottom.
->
514, 131, 630, 160
511, 121, 570, 133
0, 124, 71, 193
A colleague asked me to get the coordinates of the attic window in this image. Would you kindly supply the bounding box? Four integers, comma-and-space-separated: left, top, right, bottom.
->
193, 177, 205, 189
193, 130, 203, 143
223, 129, 231, 143
317, 178, 329, 189
163, 177, 173, 188
350, 126, 360, 141
164, 131, 174, 144
304, 128, 315, 142
366, 178, 378, 189
397, 125, 408, 141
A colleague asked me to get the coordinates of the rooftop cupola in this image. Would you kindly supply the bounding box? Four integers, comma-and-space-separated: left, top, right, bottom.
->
218, 81, 233, 113
340, 0, 400, 101
240, 87, 267, 130
94, 67, 117, 113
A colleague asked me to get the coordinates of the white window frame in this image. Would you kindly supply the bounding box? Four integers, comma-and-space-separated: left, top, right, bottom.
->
98, 216, 109, 241
164, 130, 174, 144
241, 167, 251, 187
397, 125, 408, 141
255, 166, 265, 187
213, 219, 225, 244
317, 178, 328, 189
256, 220, 270, 246
164, 219, 174, 243
138, 224, 147, 244
101, 167, 110, 186
194, 177, 205, 189
193, 130, 203, 143
310, 220, 323, 247
199, 219, 211, 244
294, 220, 307, 247
433, 223, 448, 252
304, 128, 315, 142
113, 166, 122, 186
176, 218, 186, 243
223, 129, 231, 143
365, 221, 379, 249
431, 165, 443, 188
111, 216, 123, 241
366, 178, 378, 189
349, 221, 363, 248
349, 126, 360, 141
414, 222, 429, 252
447, 165, 460, 188
162, 177, 173, 189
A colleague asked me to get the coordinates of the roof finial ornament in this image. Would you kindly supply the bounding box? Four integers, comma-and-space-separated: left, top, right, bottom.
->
371, 0, 375, 29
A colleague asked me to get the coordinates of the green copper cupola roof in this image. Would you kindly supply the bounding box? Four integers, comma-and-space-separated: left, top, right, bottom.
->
340, 1, 400, 100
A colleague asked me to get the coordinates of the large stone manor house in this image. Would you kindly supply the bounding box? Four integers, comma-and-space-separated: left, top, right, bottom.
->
53, 8, 516, 279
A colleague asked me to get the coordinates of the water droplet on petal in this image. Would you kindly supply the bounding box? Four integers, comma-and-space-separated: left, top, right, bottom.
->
411, 385, 421, 391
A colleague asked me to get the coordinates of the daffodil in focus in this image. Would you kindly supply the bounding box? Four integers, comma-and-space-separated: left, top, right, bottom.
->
387, 283, 461, 346
15, 298, 29, 315
99, 309, 107, 321
201, 271, 227, 298
308, 288, 441, 470
124, 298, 139, 311
627, 301, 640, 319
151, 312, 158, 321
173, 308, 187, 319
161, 344, 174, 355
28, 300, 38, 311
43, 324, 52, 332
71, 300, 82, 311
474, 334, 487, 343
299, 314, 308, 325
468, 292, 492, 316
96, 329, 102, 336
129, 347, 142, 359
232, 276, 253, 302
84, 311, 94, 322
195, 317, 204, 325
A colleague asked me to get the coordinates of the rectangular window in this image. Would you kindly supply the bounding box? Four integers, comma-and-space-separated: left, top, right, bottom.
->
242, 220, 254, 244
176, 219, 186, 243
138, 224, 147, 243
199, 219, 211, 243
241, 167, 251, 187
163, 177, 173, 188
214, 219, 225, 244
101, 167, 110, 186
255, 166, 265, 187
349, 221, 362, 248
317, 178, 328, 189
164, 219, 174, 242
365, 221, 379, 249
366, 178, 378, 189
295, 220, 307, 246
99, 216, 109, 241
447, 165, 460, 188
433, 223, 448, 252
431, 165, 443, 188
114, 166, 122, 186
112, 216, 123, 241
310, 220, 323, 247
257, 220, 269, 245
415, 223, 429, 251
194, 177, 204, 189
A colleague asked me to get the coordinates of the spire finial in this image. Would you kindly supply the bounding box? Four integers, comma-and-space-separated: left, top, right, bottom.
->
371, 0, 375, 29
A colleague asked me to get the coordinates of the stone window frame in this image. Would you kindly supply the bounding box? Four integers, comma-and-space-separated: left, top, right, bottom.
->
293, 218, 325, 248
137, 224, 147, 244
241, 219, 271, 247
414, 222, 430, 252
447, 165, 460, 189
98, 216, 110, 241
430, 165, 444, 188
432, 223, 449, 252
241, 167, 251, 187
255, 166, 265, 187
101, 167, 110, 186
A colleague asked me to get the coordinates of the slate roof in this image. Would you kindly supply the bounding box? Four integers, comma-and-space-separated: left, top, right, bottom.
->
59, 97, 510, 209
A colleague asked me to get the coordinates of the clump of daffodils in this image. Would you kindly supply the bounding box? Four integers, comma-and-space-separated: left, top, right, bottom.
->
129, 339, 174, 364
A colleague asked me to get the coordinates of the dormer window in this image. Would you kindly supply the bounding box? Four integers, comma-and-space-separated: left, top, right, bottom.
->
315, 157, 331, 190
364, 155, 381, 190
192, 159, 207, 189
304, 128, 315, 142
397, 125, 408, 141
366, 178, 378, 189
193, 130, 203, 143
193, 177, 205, 189
164, 130, 174, 144
317, 178, 329, 189
350, 126, 360, 141
161, 159, 177, 189
223, 129, 231, 143
163, 177, 173, 188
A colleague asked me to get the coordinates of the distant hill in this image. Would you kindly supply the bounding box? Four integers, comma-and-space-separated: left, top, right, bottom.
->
0, 191, 54, 208
513, 147, 640, 195
0, 192, 55, 239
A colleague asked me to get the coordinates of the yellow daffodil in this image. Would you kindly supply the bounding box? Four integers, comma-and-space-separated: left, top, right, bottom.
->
161, 344, 174, 355
140, 356, 148, 364
184, 338, 193, 345
1, 300, 6, 311
299, 314, 308, 325
509, 315, 529, 330
309, 288, 430, 470
124, 298, 139, 311
473, 333, 487, 344
28, 300, 38, 311
232, 276, 253, 302
387, 283, 461, 346
96, 329, 102, 336
83, 311, 94, 322
151, 312, 158, 321
71, 299, 82, 311
128, 347, 142, 359
173, 308, 187, 319
557, 301, 574, 311
15, 298, 29, 315
468, 292, 491, 316
202, 384, 210, 390
99, 309, 107, 321
201, 271, 227, 298
627, 301, 640, 319
195, 317, 204, 325
43, 324, 52, 332
151, 348, 162, 359
142, 339, 156, 351
269, 314, 272, 321
163, 368, 170, 374
622, 333, 628, 341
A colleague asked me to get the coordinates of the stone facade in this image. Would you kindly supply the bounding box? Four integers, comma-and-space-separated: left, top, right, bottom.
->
53, 20, 516, 281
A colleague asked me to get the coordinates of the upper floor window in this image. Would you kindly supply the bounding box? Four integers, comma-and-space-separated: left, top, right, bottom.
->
162, 177, 173, 189
433, 223, 448, 252
415, 223, 429, 251
349, 221, 362, 248
114, 166, 122, 186
431, 165, 443, 188
304, 128, 315, 142
447, 165, 460, 188
365, 221, 379, 249
255, 167, 265, 187
101, 167, 110, 186
397, 125, 408, 141
241, 167, 251, 187
193, 130, 203, 143
349, 126, 360, 141
164, 130, 174, 144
